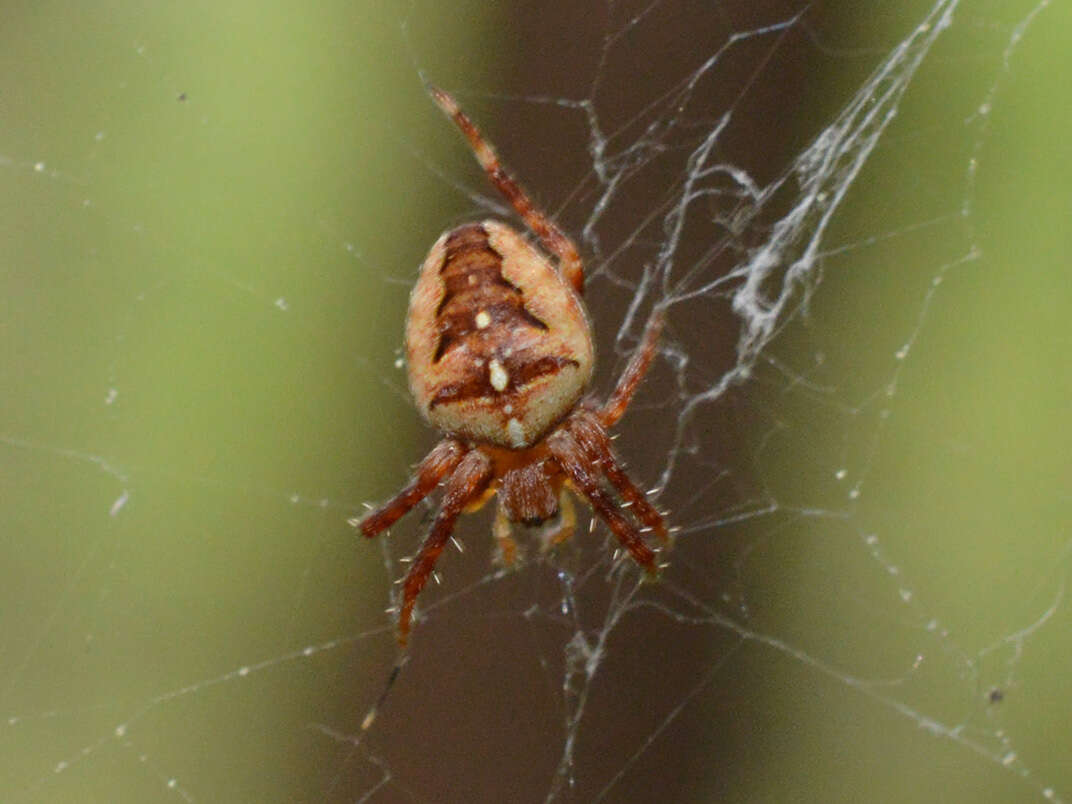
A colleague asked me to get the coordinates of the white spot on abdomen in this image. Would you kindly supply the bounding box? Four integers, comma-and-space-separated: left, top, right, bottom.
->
507, 418, 526, 448
488, 358, 509, 392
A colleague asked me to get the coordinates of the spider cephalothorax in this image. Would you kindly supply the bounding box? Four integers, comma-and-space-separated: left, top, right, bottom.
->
356, 86, 668, 646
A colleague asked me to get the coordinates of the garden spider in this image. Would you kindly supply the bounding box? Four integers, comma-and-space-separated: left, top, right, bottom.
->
355, 86, 668, 646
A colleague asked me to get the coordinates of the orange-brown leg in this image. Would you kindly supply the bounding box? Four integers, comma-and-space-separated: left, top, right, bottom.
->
600, 459, 667, 543
397, 449, 493, 646
547, 429, 657, 575
428, 85, 584, 295
600, 308, 664, 428
567, 410, 668, 544
355, 439, 466, 538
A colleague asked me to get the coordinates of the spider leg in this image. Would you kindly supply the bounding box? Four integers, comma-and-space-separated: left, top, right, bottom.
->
599, 459, 667, 544
547, 429, 657, 575
492, 504, 520, 568
397, 449, 493, 646
428, 85, 585, 295
356, 439, 466, 538
600, 308, 664, 428
567, 411, 668, 544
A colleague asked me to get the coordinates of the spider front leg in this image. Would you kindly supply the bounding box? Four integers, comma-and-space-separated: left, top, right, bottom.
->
547, 429, 658, 575
355, 439, 466, 538
397, 449, 493, 646
567, 410, 668, 544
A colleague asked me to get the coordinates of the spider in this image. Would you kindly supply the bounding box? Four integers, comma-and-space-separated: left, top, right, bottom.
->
356, 85, 668, 646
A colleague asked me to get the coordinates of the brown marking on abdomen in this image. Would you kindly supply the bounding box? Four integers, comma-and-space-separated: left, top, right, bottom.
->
424, 223, 580, 409
428, 352, 579, 410
433, 224, 551, 360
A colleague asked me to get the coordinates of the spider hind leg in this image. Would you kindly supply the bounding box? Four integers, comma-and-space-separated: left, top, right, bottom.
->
428, 84, 584, 295
601, 308, 664, 428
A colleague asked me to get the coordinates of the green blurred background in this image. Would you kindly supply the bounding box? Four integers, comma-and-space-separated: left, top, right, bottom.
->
2, 1, 1069, 802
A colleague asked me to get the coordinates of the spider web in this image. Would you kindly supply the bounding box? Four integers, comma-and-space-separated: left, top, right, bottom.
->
2, 1, 1069, 801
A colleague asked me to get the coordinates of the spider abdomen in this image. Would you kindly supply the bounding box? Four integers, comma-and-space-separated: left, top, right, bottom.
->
406, 220, 594, 449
